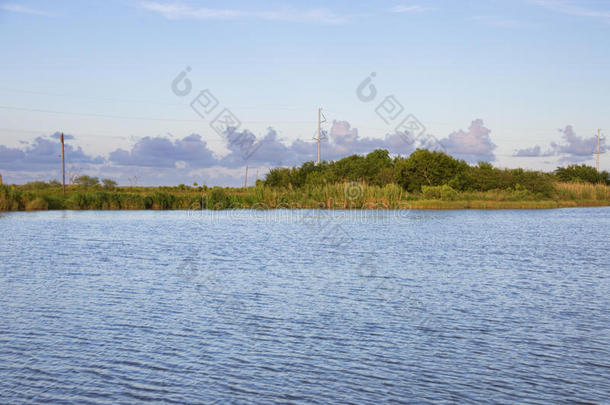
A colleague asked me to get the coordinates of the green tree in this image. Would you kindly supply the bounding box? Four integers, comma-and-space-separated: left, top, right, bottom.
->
364, 149, 393, 185
555, 164, 610, 184
265, 167, 292, 188
101, 178, 117, 189
74, 175, 99, 187
394, 149, 468, 192
206, 186, 231, 209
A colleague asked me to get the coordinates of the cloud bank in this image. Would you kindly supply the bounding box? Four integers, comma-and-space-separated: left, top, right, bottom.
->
438, 119, 496, 163
1, 119, 499, 185
0, 133, 103, 171
530, 0, 610, 21
0, 3, 56, 16
139, 2, 346, 24
513, 125, 605, 163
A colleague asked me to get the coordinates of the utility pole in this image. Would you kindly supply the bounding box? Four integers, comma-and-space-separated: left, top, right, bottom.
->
317, 108, 321, 165
597, 128, 601, 173
316, 107, 327, 165
60, 132, 66, 195
244, 165, 248, 188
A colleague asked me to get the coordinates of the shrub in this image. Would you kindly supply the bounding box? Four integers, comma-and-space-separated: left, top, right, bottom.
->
25, 197, 48, 211
120, 194, 145, 209
0, 185, 22, 211
102, 178, 117, 190
394, 149, 468, 192
440, 185, 458, 201
151, 192, 175, 209
555, 164, 609, 184
74, 175, 100, 187
508, 184, 534, 201
23, 181, 51, 190
422, 185, 441, 199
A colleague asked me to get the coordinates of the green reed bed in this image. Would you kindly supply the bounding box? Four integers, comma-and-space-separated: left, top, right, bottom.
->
2, 181, 608, 212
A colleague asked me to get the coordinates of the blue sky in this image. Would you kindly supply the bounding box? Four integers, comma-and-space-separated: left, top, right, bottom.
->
0, 0, 608, 186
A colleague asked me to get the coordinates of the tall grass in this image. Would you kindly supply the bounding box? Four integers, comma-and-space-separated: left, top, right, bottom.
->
553, 182, 610, 201
1, 181, 609, 212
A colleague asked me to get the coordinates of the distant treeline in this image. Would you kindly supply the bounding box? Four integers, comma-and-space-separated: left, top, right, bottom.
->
0, 149, 609, 211
264, 149, 610, 196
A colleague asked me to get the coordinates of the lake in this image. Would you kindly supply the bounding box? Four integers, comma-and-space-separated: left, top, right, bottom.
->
1, 208, 609, 403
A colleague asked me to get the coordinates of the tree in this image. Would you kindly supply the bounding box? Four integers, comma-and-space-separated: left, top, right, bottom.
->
394, 149, 468, 192
74, 175, 99, 187
364, 149, 393, 185
265, 167, 292, 188
101, 178, 117, 189
555, 164, 610, 184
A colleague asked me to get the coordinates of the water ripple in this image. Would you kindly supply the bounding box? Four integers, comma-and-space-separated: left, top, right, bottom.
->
0, 209, 609, 403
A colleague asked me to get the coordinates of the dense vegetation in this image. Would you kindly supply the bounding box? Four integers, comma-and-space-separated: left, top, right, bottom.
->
265, 149, 609, 194
1, 149, 609, 211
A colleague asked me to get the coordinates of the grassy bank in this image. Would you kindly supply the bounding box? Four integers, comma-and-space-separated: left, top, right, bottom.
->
1, 182, 609, 211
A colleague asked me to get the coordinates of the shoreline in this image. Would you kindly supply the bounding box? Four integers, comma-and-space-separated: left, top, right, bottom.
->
1, 200, 609, 212
2, 183, 609, 212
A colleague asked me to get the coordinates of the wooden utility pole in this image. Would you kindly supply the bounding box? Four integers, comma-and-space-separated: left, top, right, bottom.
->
597, 128, 601, 173
60, 132, 66, 195
244, 165, 248, 188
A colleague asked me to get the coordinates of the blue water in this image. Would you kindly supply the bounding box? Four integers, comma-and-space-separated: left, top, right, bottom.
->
1, 208, 609, 404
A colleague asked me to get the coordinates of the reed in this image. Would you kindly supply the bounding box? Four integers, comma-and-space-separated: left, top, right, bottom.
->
553, 182, 610, 201
1, 181, 609, 212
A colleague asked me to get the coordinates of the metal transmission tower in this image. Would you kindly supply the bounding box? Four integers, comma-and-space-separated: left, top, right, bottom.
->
597, 129, 601, 173
60, 132, 66, 195
316, 107, 327, 165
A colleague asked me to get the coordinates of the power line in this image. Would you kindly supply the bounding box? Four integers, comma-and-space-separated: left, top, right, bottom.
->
0, 87, 185, 106
0, 127, 128, 140
0, 105, 204, 122
0, 86, 318, 111
0, 105, 314, 123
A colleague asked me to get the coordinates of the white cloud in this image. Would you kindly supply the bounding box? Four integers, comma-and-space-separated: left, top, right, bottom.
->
530, 0, 610, 21
139, 2, 346, 25
513, 125, 606, 163
471, 16, 525, 29
0, 3, 56, 16
390, 4, 430, 13
438, 119, 497, 163
389, 0, 433, 14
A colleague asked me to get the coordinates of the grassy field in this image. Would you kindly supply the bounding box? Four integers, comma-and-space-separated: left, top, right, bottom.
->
1, 182, 609, 211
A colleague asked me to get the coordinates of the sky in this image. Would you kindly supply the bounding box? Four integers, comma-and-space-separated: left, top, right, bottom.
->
0, 0, 609, 186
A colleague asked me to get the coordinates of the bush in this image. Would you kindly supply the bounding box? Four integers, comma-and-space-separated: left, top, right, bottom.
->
25, 197, 48, 211
422, 185, 441, 199
555, 164, 609, 184
120, 194, 146, 209
394, 149, 468, 192
102, 178, 117, 190
74, 175, 100, 187
206, 187, 231, 209
151, 192, 175, 209
440, 185, 458, 201
23, 181, 51, 190
0, 185, 22, 211
508, 184, 533, 201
